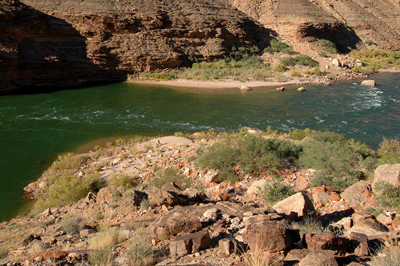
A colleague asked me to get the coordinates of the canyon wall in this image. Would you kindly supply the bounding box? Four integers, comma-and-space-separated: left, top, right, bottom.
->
2, 0, 400, 93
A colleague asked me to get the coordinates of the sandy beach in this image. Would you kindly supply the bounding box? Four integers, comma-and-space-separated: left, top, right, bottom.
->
126, 78, 309, 90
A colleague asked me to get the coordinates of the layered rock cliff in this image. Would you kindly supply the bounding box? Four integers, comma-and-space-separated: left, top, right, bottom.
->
227, 0, 400, 50
2, 0, 400, 93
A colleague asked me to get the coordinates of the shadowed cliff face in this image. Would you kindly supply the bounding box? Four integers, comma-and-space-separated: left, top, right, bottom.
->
0, 0, 126, 94
20, 0, 272, 72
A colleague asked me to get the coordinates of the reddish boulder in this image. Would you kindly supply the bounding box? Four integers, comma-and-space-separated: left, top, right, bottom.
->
169, 230, 211, 257
304, 234, 349, 255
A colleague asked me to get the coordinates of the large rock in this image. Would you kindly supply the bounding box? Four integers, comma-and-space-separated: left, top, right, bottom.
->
298, 250, 338, 266
242, 220, 299, 252
345, 217, 388, 237
272, 192, 315, 220
141, 186, 180, 207
341, 180, 371, 206
361, 80, 376, 87
169, 230, 210, 257
372, 164, 400, 195
304, 234, 349, 255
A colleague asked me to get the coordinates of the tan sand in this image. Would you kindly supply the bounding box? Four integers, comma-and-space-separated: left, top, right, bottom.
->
126, 78, 308, 90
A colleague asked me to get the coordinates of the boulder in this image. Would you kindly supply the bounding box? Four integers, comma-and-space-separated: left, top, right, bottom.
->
312, 191, 331, 204
372, 164, 400, 195
219, 238, 239, 255
332, 58, 341, 67
298, 250, 338, 266
169, 230, 210, 257
240, 86, 252, 91
348, 232, 369, 256
345, 217, 388, 237
361, 80, 376, 87
141, 186, 179, 207
297, 87, 306, 92
203, 169, 221, 184
276, 86, 285, 91
242, 220, 299, 252
284, 249, 310, 264
341, 180, 371, 206
272, 192, 315, 220
304, 234, 349, 255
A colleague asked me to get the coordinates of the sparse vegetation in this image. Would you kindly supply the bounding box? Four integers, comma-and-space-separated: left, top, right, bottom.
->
32, 174, 102, 214
375, 182, 400, 208
371, 245, 400, 266
147, 167, 191, 190
128, 237, 154, 266
320, 39, 338, 54
62, 217, 84, 235
350, 49, 400, 72
261, 181, 294, 204
264, 39, 295, 54
108, 174, 137, 188
280, 55, 319, 67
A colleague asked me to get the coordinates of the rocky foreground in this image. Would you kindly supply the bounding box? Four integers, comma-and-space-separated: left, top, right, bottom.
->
1, 131, 400, 265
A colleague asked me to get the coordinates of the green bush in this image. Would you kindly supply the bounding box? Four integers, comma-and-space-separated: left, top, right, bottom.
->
148, 168, 191, 190
377, 137, 400, 156
140, 72, 176, 80
274, 64, 287, 72
320, 39, 337, 54
305, 68, 324, 76
62, 217, 84, 235
108, 174, 137, 188
379, 152, 400, 165
264, 39, 294, 54
281, 55, 319, 67
261, 181, 294, 203
198, 135, 302, 182
298, 140, 363, 190
288, 128, 311, 141
33, 174, 101, 213
375, 182, 400, 208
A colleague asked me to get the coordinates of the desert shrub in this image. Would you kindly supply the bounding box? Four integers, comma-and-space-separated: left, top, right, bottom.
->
274, 64, 287, 72
292, 218, 337, 237
371, 245, 400, 266
290, 70, 301, 77
375, 182, 400, 208
265, 138, 302, 158
128, 237, 154, 266
379, 152, 400, 165
305, 68, 324, 76
89, 248, 114, 266
288, 128, 311, 141
320, 39, 337, 54
0, 247, 8, 259
377, 137, 400, 156
281, 55, 319, 67
264, 39, 294, 54
62, 217, 84, 235
230, 46, 261, 60
364, 40, 376, 45
108, 174, 137, 188
310, 131, 347, 144
350, 49, 400, 71
187, 155, 196, 162
140, 72, 176, 80
148, 167, 191, 190
51, 153, 91, 172
298, 140, 363, 190
33, 174, 101, 213
261, 181, 294, 204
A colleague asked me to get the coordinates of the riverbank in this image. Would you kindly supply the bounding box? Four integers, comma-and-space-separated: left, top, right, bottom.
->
2, 129, 400, 265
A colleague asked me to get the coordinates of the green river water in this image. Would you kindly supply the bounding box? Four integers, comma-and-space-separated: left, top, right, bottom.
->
1, 72, 399, 221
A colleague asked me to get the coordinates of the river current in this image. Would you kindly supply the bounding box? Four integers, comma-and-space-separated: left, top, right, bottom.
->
0, 72, 399, 221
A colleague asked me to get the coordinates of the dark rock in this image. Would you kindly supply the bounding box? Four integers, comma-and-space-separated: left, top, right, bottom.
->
298, 250, 338, 266
169, 230, 210, 257
243, 220, 299, 252
304, 233, 349, 255
219, 238, 238, 255
348, 232, 369, 256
